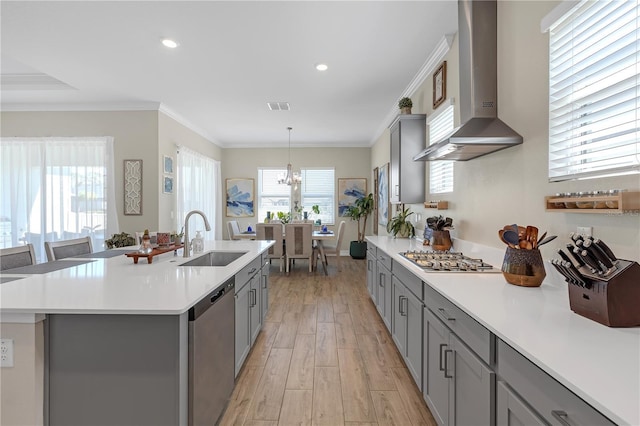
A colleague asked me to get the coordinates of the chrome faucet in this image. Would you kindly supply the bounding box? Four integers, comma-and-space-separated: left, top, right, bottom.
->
183, 210, 212, 257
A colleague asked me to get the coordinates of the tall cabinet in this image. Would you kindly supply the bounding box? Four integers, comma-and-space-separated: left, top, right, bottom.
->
389, 114, 426, 204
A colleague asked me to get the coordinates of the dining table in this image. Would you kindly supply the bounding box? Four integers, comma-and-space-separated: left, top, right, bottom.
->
233, 228, 335, 274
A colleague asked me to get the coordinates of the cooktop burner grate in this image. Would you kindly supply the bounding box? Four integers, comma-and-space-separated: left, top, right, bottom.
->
400, 251, 500, 272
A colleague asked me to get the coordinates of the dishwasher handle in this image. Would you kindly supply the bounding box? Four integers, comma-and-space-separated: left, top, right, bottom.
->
189, 277, 235, 321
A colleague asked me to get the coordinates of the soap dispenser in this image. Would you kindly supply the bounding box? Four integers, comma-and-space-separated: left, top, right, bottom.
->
192, 230, 204, 254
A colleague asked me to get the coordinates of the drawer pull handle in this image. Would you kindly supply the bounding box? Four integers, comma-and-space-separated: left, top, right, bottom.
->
551, 410, 574, 426
439, 344, 447, 371
443, 348, 453, 378
402, 296, 408, 316
248, 267, 257, 274
438, 307, 455, 321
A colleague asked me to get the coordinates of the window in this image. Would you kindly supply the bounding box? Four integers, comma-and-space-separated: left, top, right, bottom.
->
257, 167, 335, 224
176, 146, 221, 239
301, 168, 335, 224
0, 137, 118, 261
547, 0, 640, 181
257, 168, 290, 222
428, 101, 455, 193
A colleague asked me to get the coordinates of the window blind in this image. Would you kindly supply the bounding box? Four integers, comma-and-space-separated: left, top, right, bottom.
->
428, 102, 455, 193
257, 168, 290, 222
301, 168, 335, 224
548, 0, 640, 181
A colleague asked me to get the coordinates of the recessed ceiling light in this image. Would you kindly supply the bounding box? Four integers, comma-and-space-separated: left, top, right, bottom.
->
315, 63, 328, 71
162, 39, 179, 49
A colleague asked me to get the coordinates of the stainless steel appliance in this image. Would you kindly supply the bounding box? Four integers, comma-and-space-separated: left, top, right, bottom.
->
188, 277, 235, 425
400, 251, 499, 272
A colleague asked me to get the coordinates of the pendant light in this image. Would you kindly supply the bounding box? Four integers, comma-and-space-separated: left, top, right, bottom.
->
278, 126, 302, 185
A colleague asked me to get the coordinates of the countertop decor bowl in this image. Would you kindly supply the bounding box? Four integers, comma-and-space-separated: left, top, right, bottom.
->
501, 247, 546, 287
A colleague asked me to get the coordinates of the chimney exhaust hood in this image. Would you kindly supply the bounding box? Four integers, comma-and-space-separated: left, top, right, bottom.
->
413, 0, 522, 162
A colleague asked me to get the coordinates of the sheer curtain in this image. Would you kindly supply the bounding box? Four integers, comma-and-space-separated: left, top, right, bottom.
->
0, 137, 119, 261
176, 146, 222, 240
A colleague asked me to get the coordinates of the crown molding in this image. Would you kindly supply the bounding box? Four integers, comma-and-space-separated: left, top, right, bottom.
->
157, 104, 221, 148
1, 73, 75, 91
0, 101, 161, 112
371, 33, 455, 146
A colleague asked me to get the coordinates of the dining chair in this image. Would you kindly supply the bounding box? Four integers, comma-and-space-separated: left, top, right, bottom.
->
256, 223, 285, 272
227, 221, 241, 240
0, 244, 37, 271
322, 221, 346, 271
284, 223, 315, 274
135, 231, 158, 245
45, 236, 93, 261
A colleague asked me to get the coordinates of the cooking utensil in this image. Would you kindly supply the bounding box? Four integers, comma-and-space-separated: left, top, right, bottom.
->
594, 238, 617, 261
536, 231, 547, 247
498, 230, 513, 247
566, 244, 586, 267
583, 239, 614, 269
526, 226, 538, 248
503, 230, 520, 247
580, 250, 602, 274
536, 235, 557, 246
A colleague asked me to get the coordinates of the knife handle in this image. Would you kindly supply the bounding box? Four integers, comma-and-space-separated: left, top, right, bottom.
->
557, 249, 573, 265
563, 260, 588, 288
580, 250, 601, 274
583, 239, 614, 269
566, 244, 585, 266
570, 232, 583, 243
594, 238, 617, 262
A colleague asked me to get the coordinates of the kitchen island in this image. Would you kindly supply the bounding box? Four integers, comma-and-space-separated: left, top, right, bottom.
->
0, 240, 274, 426
366, 236, 639, 426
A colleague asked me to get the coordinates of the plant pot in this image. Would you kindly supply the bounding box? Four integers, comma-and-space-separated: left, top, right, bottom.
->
400, 107, 412, 114
349, 241, 367, 259
501, 247, 546, 287
432, 230, 452, 251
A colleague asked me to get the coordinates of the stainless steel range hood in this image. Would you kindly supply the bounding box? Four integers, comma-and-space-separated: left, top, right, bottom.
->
413, 0, 522, 162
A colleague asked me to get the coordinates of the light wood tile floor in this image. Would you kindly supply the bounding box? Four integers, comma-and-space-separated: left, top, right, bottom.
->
220, 257, 437, 426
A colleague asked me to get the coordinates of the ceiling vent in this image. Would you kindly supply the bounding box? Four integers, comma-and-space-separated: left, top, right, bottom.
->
267, 102, 290, 111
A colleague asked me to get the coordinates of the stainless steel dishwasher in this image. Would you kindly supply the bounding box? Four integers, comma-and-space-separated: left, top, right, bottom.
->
188, 277, 235, 425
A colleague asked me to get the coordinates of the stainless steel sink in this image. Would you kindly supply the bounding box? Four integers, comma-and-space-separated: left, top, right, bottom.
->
179, 251, 248, 267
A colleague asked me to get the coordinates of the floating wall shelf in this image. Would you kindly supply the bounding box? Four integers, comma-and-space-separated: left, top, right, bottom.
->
424, 201, 449, 210
545, 192, 640, 214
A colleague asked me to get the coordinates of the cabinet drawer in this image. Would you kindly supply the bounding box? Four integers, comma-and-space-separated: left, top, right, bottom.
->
392, 260, 422, 300
367, 244, 376, 257
424, 284, 491, 364
236, 256, 262, 291
497, 340, 615, 426
377, 251, 392, 271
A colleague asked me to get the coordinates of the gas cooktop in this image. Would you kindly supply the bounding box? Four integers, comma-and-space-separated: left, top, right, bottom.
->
400, 251, 500, 273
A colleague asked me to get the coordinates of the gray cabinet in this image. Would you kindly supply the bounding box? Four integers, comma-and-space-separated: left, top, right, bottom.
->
376, 259, 392, 331
235, 255, 263, 376
392, 275, 423, 388
367, 249, 376, 303
497, 339, 615, 426
260, 259, 269, 323
423, 307, 493, 426
497, 381, 546, 426
389, 114, 426, 204
235, 281, 251, 376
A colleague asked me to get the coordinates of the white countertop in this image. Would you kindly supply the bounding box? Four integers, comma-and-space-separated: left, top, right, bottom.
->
367, 236, 639, 426
0, 240, 273, 316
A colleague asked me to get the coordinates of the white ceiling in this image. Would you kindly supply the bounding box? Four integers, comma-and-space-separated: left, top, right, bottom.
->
1, 1, 458, 148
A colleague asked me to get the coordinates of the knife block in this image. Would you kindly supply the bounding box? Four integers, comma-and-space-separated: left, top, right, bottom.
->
567, 259, 640, 327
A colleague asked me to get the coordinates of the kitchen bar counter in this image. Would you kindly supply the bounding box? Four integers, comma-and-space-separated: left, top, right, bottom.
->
367, 236, 639, 426
0, 240, 274, 316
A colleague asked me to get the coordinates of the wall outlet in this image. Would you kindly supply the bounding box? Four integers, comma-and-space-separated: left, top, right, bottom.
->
577, 226, 593, 237
0, 338, 14, 368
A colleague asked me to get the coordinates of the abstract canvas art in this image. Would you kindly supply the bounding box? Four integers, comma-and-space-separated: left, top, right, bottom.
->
378, 163, 389, 226
226, 178, 255, 217
338, 178, 366, 217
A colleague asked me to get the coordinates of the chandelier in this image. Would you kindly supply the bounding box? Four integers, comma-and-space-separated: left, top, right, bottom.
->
278, 126, 302, 185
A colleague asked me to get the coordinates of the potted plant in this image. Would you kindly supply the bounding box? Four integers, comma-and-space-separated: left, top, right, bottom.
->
105, 232, 136, 249
346, 193, 374, 259
398, 97, 413, 114
387, 207, 416, 238
171, 227, 184, 245
426, 215, 454, 251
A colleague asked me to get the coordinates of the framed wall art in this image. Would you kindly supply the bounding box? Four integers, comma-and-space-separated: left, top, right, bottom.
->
433, 61, 447, 109
123, 159, 142, 215
163, 175, 174, 194
163, 155, 173, 174
338, 178, 367, 217
226, 178, 255, 217
373, 166, 379, 234
378, 163, 389, 227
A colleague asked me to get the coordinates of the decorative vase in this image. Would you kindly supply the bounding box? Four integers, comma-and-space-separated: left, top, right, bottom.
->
432, 230, 452, 251
501, 247, 546, 287
401, 107, 412, 114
